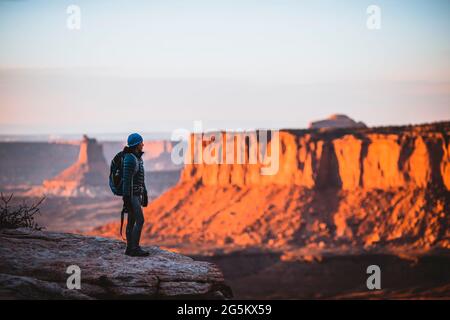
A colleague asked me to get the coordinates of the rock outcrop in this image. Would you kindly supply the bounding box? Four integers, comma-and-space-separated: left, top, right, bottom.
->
29, 135, 110, 197
0, 228, 232, 299
94, 122, 450, 253
180, 123, 449, 190
309, 114, 367, 130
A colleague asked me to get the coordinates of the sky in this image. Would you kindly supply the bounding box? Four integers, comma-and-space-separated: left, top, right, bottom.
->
0, 0, 449, 135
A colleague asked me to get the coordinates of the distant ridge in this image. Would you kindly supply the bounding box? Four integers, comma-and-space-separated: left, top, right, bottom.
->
309, 114, 367, 129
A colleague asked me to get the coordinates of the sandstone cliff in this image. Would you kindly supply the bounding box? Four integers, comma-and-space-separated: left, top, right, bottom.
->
28, 135, 110, 197
0, 228, 232, 299
181, 123, 449, 190
95, 122, 450, 254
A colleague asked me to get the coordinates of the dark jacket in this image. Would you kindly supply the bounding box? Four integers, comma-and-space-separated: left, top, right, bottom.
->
122, 147, 147, 197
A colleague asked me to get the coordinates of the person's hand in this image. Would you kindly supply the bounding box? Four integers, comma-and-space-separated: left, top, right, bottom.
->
142, 192, 149, 207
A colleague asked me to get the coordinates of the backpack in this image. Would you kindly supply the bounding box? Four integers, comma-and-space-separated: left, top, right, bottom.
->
109, 151, 125, 196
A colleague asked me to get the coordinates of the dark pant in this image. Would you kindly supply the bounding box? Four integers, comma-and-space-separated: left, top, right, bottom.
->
125, 195, 144, 250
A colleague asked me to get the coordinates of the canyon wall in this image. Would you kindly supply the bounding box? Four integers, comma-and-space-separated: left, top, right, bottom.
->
181, 124, 449, 191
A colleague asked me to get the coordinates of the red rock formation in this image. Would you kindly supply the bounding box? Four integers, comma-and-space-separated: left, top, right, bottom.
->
32, 135, 110, 197
94, 122, 450, 252
180, 128, 448, 190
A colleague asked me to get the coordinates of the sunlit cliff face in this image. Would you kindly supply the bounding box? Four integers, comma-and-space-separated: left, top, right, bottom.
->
171, 131, 280, 177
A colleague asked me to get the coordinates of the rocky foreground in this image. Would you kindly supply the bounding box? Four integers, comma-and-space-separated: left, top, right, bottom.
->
0, 228, 232, 299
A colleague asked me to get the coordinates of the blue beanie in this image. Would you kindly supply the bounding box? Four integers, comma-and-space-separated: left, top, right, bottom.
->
127, 133, 143, 147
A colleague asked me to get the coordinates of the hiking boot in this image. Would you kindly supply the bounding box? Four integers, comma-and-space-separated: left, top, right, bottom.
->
124, 246, 132, 256
128, 247, 149, 257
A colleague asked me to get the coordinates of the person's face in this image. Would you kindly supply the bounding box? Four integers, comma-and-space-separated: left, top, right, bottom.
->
136, 141, 144, 152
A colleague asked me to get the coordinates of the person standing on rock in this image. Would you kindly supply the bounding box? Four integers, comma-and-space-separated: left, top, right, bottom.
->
122, 133, 149, 257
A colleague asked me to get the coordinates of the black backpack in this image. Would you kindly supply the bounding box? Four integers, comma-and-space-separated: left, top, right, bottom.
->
109, 151, 125, 196
109, 151, 128, 239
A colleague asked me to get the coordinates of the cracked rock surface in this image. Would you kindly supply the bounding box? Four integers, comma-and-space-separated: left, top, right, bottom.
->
0, 228, 232, 299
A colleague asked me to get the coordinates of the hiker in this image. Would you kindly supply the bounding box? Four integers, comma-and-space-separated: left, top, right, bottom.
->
122, 133, 149, 257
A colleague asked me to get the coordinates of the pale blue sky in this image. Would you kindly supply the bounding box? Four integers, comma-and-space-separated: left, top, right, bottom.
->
0, 0, 449, 134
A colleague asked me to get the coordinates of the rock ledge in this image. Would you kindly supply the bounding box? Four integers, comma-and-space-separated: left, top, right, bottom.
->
0, 228, 232, 299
